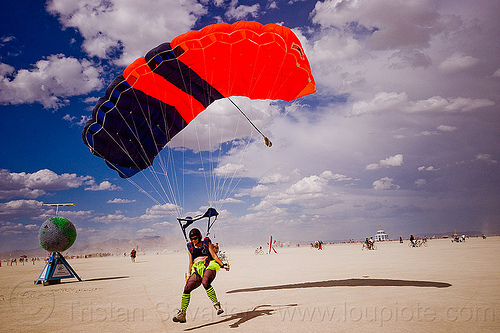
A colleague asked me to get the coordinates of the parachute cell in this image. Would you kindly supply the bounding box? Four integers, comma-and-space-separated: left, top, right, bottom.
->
82, 21, 316, 178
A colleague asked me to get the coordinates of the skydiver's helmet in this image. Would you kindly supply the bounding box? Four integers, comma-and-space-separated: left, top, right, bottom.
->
189, 228, 202, 242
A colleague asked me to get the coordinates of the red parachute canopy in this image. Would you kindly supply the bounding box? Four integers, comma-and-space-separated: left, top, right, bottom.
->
83, 21, 316, 178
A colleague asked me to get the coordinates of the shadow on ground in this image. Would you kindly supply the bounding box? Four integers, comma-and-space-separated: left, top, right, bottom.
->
184, 304, 298, 331
226, 278, 451, 294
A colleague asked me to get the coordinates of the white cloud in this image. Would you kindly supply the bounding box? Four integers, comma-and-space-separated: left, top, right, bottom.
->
0, 169, 92, 199
250, 184, 270, 197
216, 197, 244, 204
437, 125, 457, 132
214, 163, 245, 177
310, 0, 444, 50
85, 180, 122, 191
0, 200, 44, 219
438, 54, 480, 74
259, 169, 299, 184
252, 171, 341, 211
351, 92, 494, 115
152, 221, 173, 228
224, 0, 260, 20
92, 204, 180, 224
0, 55, 102, 109
475, 154, 498, 164
140, 203, 182, 220
0, 221, 40, 236
47, 0, 206, 66
92, 212, 134, 224
418, 166, 439, 171
415, 178, 426, 187
351, 92, 407, 116
366, 154, 403, 170
107, 198, 136, 204
372, 177, 400, 190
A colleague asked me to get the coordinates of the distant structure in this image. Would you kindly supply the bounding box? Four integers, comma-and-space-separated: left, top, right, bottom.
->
374, 225, 389, 241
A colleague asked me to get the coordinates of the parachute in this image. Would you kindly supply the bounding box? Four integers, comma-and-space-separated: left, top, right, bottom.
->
82, 21, 316, 178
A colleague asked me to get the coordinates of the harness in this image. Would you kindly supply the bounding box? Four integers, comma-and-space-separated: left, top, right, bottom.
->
187, 237, 213, 267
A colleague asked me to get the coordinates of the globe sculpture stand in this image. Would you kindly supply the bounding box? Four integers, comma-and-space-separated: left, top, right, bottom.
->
35, 215, 81, 285
35, 252, 81, 285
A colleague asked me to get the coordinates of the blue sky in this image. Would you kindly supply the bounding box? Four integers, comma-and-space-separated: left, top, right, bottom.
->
1, 0, 499, 252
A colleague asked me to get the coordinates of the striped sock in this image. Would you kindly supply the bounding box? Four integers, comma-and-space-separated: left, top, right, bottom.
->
181, 293, 190, 312
205, 286, 218, 303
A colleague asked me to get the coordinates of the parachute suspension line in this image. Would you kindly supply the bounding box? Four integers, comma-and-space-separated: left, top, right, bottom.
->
127, 84, 181, 215
148, 72, 185, 216
173, 50, 214, 211
227, 97, 272, 148
93, 79, 177, 211
213, 110, 249, 209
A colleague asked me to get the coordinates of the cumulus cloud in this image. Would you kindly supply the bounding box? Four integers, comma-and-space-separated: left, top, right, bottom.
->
93, 203, 180, 224
252, 171, 341, 211
415, 178, 426, 187
437, 125, 457, 132
311, 0, 443, 50
438, 54, 480, 74
92, 212, 134, 224
0, 55, 102, 109
216, 197, 244, 204
372, 177, 400, 190
475, 153, 498, 164
0, 169, 93, 199
85, 180, 121, 191
388, 49, 432, 69
351, 92, 494, 115
418, 166, 439, 171
47, 0, 206, 66
0, 199, 44, 219
107, 198, 136, 204
214, 163, 245, 177
366, 154, 403, 170
140, 203, 182, 220
0, 221, 39, 236
225, 0, 260, 20
259, 169, 300, 184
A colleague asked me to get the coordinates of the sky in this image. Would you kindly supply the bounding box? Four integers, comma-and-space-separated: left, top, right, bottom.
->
1, 0, 499, 252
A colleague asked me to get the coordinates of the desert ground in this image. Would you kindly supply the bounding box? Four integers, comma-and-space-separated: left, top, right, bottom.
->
1, 236, 499, 332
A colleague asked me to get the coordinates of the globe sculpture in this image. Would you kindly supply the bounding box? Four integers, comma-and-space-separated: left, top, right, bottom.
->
39, 216, 77, 252
35, 216, 81, 285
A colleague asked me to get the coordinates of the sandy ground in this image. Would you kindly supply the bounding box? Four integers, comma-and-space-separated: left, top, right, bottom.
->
1, 237, 499, 332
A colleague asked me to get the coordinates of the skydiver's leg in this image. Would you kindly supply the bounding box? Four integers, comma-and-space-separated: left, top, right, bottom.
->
202, 269, 223, 315
181, 274, 202, 311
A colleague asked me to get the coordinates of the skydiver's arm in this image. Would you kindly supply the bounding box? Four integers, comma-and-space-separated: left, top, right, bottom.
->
187, 251, 193, 275
208, 242, 226, 268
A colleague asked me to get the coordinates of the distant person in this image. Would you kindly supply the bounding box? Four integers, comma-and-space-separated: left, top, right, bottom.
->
410, 235, 416, 247
400, 236, 403, 243
130, 249, 137, 263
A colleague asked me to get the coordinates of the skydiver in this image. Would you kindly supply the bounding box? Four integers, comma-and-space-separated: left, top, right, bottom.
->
173, 228, 229, 323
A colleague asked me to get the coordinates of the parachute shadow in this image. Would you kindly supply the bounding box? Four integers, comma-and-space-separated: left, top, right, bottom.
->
184, 304, 298, 331
57, 275, 130, 284
226, 278, 452, 294
84, 276, 130, 282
